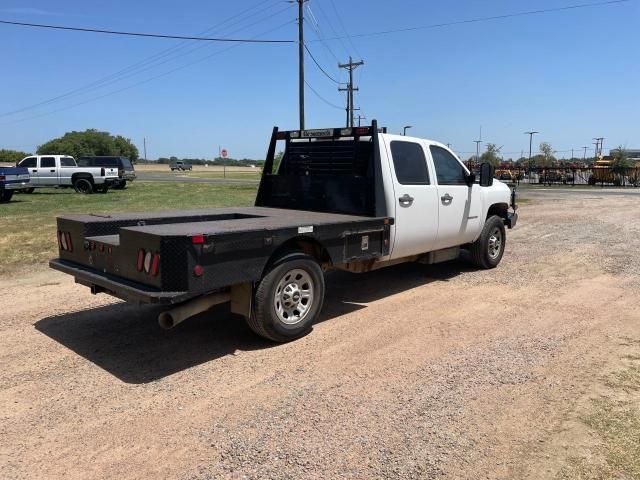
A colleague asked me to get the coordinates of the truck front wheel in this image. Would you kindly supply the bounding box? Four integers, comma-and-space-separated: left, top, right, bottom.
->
469, 215, 506, 269
247, 252, 325, 342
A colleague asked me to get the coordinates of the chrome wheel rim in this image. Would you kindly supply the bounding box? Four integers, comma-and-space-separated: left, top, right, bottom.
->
274, 268, 314, 325
488, 227, 503, 259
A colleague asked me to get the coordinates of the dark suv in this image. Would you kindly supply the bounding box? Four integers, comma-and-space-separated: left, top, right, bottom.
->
77, 156, 136, 189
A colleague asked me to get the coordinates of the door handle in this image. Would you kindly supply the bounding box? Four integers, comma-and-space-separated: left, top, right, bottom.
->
398, 194, 414, 206
50, 169, 55, 172
441, 193, 453, 203
32, 169, 38, 172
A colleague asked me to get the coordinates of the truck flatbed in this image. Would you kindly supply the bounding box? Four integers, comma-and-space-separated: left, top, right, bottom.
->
50, 206, 391, 304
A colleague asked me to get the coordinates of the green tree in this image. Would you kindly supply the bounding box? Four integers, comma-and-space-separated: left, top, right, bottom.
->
37, 129, 138, 161
0, 149, 32, 164
611, 146, 631, 174
539, 142, 555, 167
480, 143, 501, 167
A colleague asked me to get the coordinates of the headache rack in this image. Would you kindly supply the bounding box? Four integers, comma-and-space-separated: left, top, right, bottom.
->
256, 120, 388, 218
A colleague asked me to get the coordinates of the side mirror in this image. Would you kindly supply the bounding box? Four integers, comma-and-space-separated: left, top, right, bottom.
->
465, 173, 476, 187
479, 162, 494, 187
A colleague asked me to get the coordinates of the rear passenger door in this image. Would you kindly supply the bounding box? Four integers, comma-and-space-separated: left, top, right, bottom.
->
38, 156, 57, 185
430, 145, 481, 249
385, 138, 439, 259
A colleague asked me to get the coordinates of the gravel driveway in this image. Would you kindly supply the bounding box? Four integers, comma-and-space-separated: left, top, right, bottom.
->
1, 190, 639, 479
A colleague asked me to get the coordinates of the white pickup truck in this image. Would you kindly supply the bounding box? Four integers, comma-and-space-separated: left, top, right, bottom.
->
17, 155, 118, 194
51, 121, 517, 342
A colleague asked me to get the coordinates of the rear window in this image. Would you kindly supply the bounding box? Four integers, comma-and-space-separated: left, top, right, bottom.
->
119, 157, 133, 169
60, 157, 76, 167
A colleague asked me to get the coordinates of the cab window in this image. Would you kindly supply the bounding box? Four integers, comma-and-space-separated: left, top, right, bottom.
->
19, 157, 37, 168
431, 146, 467, 185
60, 157, 76, 167
390, 141, 429, 185
40, 157, 56, 168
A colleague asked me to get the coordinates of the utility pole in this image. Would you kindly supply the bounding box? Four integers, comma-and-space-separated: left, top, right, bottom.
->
583, 146, 589, 161
473, 125, 482, 168
297, 0, 306, 131
524, 131, 539, 174
593, 137, 604, 158
338, 56, 364, 127
356, 114, 366, 127
143, 137, 147, 162
474, 140, 482, 166
571, 148, 574, 161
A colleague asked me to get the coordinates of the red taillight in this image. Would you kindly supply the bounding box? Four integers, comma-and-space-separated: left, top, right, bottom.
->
136, 249, 145, 272
150, 253, 160, 276
354, 127, 370, 135
191, 235, 205, 245
193, 265, 204, 277
0, 175, 5, 181
57, 231, 64, 250
64, 232, 73, 252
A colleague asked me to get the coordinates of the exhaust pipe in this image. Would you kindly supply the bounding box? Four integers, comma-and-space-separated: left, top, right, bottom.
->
158, 292, 230, 329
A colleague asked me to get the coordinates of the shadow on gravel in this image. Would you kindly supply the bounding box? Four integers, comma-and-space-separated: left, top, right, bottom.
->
35, 260, 470, 384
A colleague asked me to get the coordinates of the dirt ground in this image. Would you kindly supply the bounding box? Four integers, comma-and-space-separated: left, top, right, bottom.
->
1, 191, 639, 479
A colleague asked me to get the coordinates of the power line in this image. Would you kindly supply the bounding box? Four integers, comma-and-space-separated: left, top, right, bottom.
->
312, 0, 632, 41
304, 44, 340, 84
2, 20, 296, 126
0, 3, 292, 119
0, 18, 294, 43
304, 81, 343, 110
328, 0, 362, 58
313, 1, 351, 58
0, 1, 290, 118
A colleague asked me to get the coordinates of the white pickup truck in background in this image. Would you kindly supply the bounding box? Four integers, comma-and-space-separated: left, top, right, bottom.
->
17, 155, 118, 194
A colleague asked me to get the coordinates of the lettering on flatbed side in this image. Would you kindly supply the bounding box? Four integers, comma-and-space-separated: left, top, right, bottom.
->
298, 226, 313, 234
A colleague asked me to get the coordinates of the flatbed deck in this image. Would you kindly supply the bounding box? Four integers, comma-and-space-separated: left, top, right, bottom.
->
51, 206, 392, 304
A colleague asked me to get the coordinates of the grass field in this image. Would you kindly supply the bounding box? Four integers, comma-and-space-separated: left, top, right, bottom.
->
0, 182, 257, 272
172, 171, 262, 180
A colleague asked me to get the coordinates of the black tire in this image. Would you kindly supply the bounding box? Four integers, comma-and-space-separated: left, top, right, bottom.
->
113, 180, 127, 190
0, 190, 13, 202
246, 252, 325, 342
73, 177, 93, 194
22, 188, 35, 194
469, 215, 506, 269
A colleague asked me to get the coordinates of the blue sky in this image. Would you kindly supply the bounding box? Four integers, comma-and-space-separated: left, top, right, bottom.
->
0, 0, 638, 160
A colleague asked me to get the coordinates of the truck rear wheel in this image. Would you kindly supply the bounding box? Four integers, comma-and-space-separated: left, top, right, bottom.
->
73, 177, 93, 194
469, 215, 506, 269
247, 252, 325, 342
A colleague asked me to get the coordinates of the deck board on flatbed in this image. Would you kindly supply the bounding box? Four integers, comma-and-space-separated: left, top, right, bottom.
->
63, 207, 383, 237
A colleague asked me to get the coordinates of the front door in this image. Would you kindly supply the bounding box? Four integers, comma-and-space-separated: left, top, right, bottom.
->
384, 138, 439, 259
430, 145, 481, 249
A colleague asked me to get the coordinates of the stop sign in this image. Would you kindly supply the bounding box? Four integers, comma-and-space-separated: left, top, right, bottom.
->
221, 148, 228, 159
